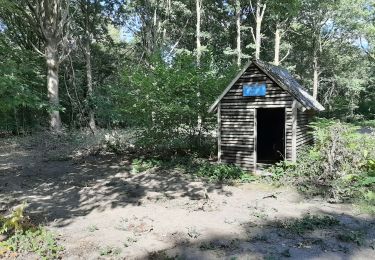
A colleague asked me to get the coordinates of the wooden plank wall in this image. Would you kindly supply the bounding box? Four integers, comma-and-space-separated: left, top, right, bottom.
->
296, 109, 313, 153
219, 63, 294, 170
285, 107, 293, 161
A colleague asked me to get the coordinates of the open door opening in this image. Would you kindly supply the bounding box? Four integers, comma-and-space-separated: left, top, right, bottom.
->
256, 108, 285, 164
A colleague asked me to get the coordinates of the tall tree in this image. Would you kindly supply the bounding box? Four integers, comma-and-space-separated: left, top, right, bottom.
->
249, 0, 267, 59
298, 0, 339, 99
1, 0, 73, 131
196, 0, 202, 65
268, 0, 300, 65
235, 0, 242, 67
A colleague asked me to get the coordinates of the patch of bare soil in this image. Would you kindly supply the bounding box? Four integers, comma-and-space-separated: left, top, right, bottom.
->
0, 136, 374, 259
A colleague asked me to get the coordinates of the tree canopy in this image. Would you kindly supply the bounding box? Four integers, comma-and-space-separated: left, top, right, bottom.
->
0, 0, 374, 134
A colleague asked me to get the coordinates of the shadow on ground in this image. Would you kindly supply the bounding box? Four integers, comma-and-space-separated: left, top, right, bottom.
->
150, 212, 375, 260
0, 141, 230, 227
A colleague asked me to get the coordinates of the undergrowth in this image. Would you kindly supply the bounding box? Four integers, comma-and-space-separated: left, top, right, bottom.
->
268, 119, 375, 213
0, 203, 63, 259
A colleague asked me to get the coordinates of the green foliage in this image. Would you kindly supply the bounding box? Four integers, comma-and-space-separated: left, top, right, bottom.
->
196, 162, 248, 181
0, 204, 63, 259
337, 231, 365, 246
359, 191, 375, 215
114, 54, 236, 156
268, 161, 296, 182
131, 158, 162, 174
0, 229, 63, 259
270, 119, 375, 204
0, 36, 45, 133
278, 214, 339, 235
0, 203, 29, 235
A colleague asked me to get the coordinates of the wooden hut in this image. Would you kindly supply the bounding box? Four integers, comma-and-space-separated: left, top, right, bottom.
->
208, 59, 324, 172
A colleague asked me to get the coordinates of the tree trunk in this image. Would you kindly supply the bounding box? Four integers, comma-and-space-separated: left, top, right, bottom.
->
254, 0, 265, 60
196, 0, 201, 65
312, 53, 319, 99
235, 0, 241, 67
196, 0, 202, 132
274, 24, 281, 65
85, 39, 96, 131
46, 39, 62, 132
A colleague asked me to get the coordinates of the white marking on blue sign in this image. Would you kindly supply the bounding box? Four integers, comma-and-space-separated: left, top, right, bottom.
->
243, 84, 267, 96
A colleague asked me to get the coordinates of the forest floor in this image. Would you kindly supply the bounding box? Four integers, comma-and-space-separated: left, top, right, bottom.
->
0, 134, 375, 259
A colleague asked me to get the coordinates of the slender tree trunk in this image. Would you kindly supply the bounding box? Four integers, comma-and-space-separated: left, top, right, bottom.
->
312, 53, 319, 99
274, 24, 281, 65
235, 0, 241, 67
85, 39, 96, 131
312, 30, 321, 99
196, 0, 202, 134
196, 0, 201, 65
255, 5, 261, 59
254, 0, 266, 60
46, 39, 62, 132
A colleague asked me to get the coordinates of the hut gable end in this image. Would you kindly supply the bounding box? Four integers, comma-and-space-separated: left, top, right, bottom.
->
220, 63, 294, 107
210, 59, 324, 172
209, 59, 325, 113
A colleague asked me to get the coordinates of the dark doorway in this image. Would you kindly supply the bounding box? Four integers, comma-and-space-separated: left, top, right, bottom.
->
256, 108, 285, 163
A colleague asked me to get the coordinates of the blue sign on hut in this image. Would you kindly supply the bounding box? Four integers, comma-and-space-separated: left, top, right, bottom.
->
208, 59, 324, 172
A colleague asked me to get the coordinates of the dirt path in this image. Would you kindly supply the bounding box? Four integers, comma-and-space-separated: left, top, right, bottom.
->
0, 137, 374, 259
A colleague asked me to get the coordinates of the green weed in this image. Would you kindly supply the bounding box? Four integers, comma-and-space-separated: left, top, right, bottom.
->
197, 162, 250, 181
131, 158, 162, 174
0, 228, 63, 259
337, 231, 365, 246
0, 203, 30, 235
99, 245, 122, 256
87, 225, 99, 232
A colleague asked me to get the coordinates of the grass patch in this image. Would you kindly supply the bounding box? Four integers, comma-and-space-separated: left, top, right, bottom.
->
355, 119, 375, 128
337, 231, 365, 246
277, 214, 339, 235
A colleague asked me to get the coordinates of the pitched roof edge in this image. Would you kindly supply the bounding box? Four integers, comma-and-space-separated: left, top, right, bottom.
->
208, 59, 325, 113
252, 60, 311, 110
253, 59, 325, 111
208, 60, 253, 113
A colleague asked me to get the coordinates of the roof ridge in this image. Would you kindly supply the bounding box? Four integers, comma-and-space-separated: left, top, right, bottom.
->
208, 60, 324, 113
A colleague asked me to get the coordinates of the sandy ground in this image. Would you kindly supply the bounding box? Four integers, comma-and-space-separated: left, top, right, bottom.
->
0, 136, 375, 260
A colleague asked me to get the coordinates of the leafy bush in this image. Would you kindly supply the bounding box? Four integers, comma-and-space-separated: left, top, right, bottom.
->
0, 229, 63, 259
0, 203, 30, 235
270, 119, 375, 203
0, 204, 63, 259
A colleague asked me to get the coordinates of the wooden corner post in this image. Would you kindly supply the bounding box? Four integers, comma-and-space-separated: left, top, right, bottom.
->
217, 102, 221, 163
291, 100, 297, 162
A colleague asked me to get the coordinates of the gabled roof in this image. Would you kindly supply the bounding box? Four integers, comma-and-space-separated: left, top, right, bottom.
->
208, 59, 325, 113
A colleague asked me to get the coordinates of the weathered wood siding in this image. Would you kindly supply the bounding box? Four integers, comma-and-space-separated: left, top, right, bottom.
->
296, 109, 314, 153
219, 63, 294, 171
